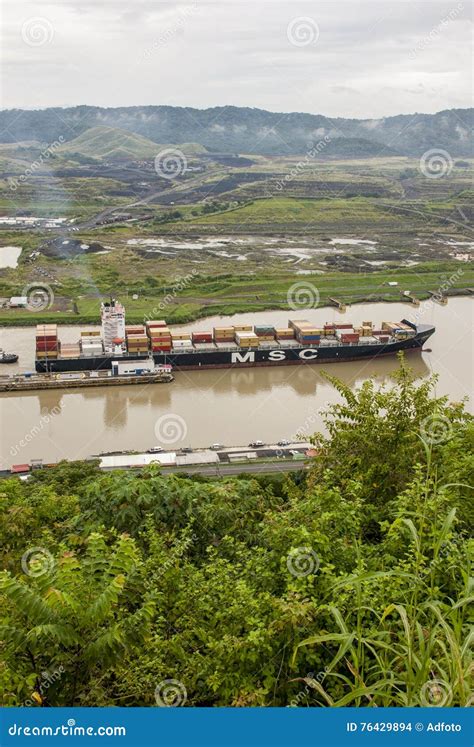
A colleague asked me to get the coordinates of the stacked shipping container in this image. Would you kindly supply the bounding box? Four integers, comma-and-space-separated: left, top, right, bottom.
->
213, 326, 234, 343
146, 321, 172, 352
288, 320, 321, 346
234, 331, 259, 347
35, 325, 59, 359
81, 332, 104, 357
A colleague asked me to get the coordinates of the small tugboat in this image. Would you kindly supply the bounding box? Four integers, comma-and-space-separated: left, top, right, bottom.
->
0, 349, 19, 364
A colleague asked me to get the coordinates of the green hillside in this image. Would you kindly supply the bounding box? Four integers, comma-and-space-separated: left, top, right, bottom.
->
57, 126, 207, 161
57, 126, 162, 160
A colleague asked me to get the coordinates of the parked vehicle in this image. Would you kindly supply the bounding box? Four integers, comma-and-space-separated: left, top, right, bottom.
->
210, 444, 224, 450
148, 447, 164, 453
277, 439, 290, 446
249, 440, 265, 448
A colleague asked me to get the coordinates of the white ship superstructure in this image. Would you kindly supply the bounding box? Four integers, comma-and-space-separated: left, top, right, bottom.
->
101, 299, 126, 351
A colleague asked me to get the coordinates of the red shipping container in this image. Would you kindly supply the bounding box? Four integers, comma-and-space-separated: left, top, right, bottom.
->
192, 333, 213, 342
334, 324, 353, 329
341, 334, 359, 343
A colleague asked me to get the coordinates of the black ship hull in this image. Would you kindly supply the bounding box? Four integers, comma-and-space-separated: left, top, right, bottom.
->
35, 322, 435, 373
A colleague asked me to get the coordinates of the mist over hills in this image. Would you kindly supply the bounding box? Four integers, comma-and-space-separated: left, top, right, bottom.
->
0, 105, 472, 158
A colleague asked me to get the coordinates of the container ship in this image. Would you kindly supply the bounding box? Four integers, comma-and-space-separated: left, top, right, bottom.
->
34, 299, 435, 373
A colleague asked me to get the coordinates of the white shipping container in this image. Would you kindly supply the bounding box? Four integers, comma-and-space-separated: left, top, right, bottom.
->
172, 339, 193, 347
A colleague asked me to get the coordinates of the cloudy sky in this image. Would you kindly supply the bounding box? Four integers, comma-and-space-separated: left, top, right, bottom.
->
1, 0, 471, 117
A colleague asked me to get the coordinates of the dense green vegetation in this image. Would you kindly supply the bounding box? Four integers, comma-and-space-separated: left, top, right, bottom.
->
1, 361, 472, 707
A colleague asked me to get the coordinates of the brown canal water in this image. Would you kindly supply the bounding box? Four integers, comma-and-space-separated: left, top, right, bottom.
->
0, 298, 472, 468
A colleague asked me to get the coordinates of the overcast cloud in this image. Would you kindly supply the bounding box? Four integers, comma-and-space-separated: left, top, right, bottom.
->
1, 0, 472, 117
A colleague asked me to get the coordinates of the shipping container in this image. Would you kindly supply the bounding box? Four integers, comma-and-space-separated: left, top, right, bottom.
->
192, 342, 216, 350
172, 339, 193, 347
289, 319, 310, 330
149, 334, 171, 342
145, 320, 167, 328
192, 332, 213, 342
233, 325, 253, 332
81, 330, 101, 337
275, 328, 295, 336
340, 334, 360, 343
35, 351, 58, 359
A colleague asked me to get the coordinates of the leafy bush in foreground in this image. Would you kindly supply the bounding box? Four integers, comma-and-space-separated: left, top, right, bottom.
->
0, 362, 472, 706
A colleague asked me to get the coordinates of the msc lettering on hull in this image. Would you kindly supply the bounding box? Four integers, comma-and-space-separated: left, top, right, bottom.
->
231, 351, 255, 364
231, 349, 319, 365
